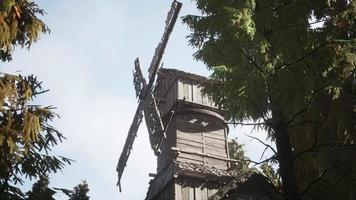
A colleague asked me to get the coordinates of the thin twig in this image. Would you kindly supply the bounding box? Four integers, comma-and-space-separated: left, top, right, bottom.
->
246, 134, 278, 155
275, 42, 328, 71
227, 122, 266, 126
286, 82, 331, 125
300, 167, 335, 198
241, 47, 266, 75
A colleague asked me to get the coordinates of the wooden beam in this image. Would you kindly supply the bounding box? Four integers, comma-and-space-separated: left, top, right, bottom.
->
171, 147, 237, 162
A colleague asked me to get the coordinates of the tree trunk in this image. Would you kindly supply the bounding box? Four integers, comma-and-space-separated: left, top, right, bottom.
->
273, 114, 300, 200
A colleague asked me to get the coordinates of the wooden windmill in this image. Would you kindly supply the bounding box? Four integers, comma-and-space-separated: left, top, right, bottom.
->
117, 1, 236, 199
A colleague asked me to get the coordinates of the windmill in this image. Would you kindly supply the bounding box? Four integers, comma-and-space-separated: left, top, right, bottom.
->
116, 0, 182, 191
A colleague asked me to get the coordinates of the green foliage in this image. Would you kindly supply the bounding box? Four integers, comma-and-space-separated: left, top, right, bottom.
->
0, 0, 49, 61
260, 162, 281, 190
185, 0, 355, 199
184, 0, 355, 122
0, 74, 71, 199
26, 175, 56, 200
229, 139, 281, 190
69, 181, 90, 200
0, 1, 73, 200
228, 139, 250, 173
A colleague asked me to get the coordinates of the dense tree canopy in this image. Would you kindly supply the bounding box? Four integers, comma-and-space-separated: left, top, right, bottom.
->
184, 1, 355, 200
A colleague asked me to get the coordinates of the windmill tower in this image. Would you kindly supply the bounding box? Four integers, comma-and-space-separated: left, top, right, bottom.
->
116, 1, 235, 199
145, 69, 236, 200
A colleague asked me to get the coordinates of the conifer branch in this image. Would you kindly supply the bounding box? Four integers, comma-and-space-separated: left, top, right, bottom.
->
275, 43, 328, 71
241, 47, 266, 75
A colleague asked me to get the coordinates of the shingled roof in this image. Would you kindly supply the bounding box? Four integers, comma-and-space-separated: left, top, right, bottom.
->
145, 161, 236, 200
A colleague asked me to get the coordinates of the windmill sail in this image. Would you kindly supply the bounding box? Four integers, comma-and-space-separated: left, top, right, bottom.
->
116, 59, 145, 191
144, 90, 165, 153
116, 0, 182, 191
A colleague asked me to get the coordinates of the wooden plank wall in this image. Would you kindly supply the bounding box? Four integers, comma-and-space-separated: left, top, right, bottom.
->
177, 80, 215, 108
157, 71, 219, 118
176, 117, 205, 165
175, 116, 229, 169
204, 129, 229, 169
174, 178, 219, 200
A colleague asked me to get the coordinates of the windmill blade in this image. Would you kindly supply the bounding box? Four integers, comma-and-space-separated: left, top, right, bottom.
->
116, 59, 146, 191
147, 0, 182, 84
144, 90, 165, 154
143, 0, 182, 151
116, 0, 182, 191
116, 104, 143, 191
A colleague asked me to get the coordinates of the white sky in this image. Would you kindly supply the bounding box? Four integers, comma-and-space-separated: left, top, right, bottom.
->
0, 1, 273, 199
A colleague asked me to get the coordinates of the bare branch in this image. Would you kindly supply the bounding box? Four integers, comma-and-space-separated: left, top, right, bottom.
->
300, 167, 335, 198
286, 82, 331, 126
251, 155, 277, 167
260, 146, 269, 161
227, 122, 266, 126
275, 42, 328, 72
245, 134, 278, 155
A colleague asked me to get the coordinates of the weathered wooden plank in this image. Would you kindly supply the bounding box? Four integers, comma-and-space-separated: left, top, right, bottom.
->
204, 130, 225, 138
182, 186, 189, 200
202, 131, 206, 165
204, 134, 225, 141
177, 132, 203, 143
178, 81, 183, 100
206, 157, 228, 169
183, 82, 192, 101
204, 137, 226, 147
204, 143, 226, 150
205, 146, 227, 157
196, 86, 203, 105
195, 186, 202, 200
178, 152, 204, 162
177, 144, 203, 153
177, 137, 203, 146
201, 186, 208, 200
204, 131, 225, 140
177, 134, 203, 146
175, 183, 182, 200
189, 187, 194, 200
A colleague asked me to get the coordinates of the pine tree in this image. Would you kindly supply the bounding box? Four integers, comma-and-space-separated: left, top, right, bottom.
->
0, 1, 71, 199
228, 139, 250, 173
184, 1, 355, 199
69, 181, 90, 200
26, 175, 56, 200
0, 0, 49, 61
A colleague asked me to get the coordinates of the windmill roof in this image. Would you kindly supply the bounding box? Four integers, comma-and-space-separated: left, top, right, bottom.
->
159, 68, 209, 83
145, 161, 236, 200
